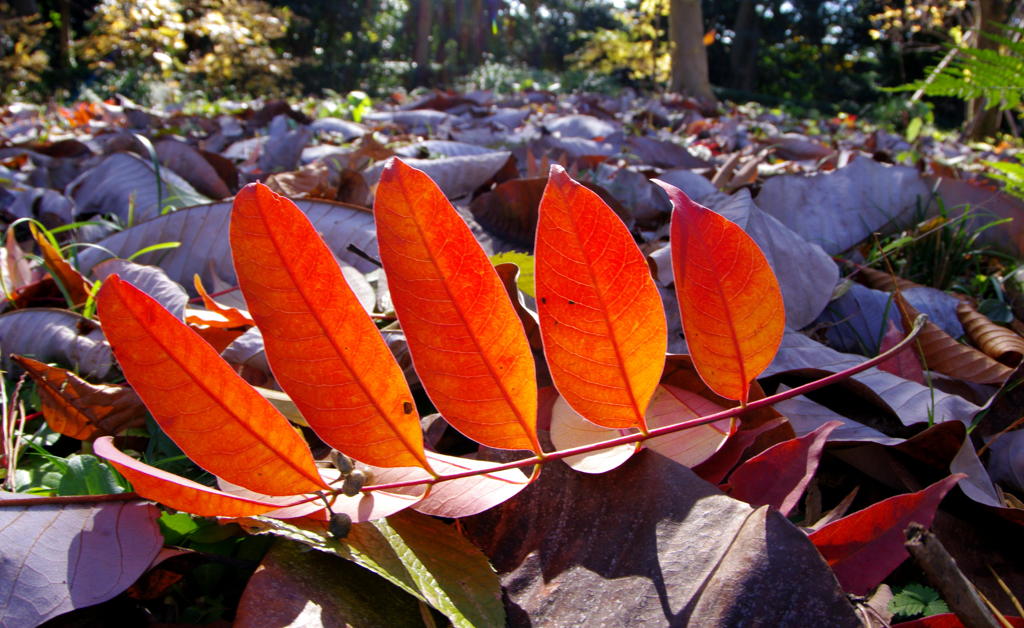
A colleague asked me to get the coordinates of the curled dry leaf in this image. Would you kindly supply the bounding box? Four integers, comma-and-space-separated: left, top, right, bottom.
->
2, 229, 41, 298
895, 293, 1012, 385
12, 355, 145, 440
188, 275, 254, 328
957, 300, 1024, 366
851, 264, 924, 293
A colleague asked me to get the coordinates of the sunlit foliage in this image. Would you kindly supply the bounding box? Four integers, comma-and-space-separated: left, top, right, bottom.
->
0, 3, 50, 99
570, 0, 671, 85
80, 0, 296, 98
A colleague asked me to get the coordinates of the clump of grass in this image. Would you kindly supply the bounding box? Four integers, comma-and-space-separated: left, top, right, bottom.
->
866, 201, 1013, 293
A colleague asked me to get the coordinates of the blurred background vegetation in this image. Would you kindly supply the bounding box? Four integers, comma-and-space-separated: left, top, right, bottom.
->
0, 0, 1021, 134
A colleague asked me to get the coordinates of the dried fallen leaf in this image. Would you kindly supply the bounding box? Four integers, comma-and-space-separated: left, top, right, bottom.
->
12, 355, 144, 440
957, 300, 1024, 366
0, 493, 162, 626
809, 474, 964, 595
895, 293, 1012, 385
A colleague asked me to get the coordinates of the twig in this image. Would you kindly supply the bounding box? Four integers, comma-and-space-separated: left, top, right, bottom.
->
976, 414, 1024, 457
0, 492, 141, 507
347, 244, 383, 268
904, 523, 1001, 628
911, 44, 962, 104
362, 316, 929, 493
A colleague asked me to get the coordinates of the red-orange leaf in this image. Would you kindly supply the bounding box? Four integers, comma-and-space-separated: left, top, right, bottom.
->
30, 223, 91, 306
535, 166, 666, 429
94, 436, 286, 517
656, 181, 784, 403
374, 158, 540, 453
97, 275, 327, 495
189, 274, 255, 328
230, 182, 431, 470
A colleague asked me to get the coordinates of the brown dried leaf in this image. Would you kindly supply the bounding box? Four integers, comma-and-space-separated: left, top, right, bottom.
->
234, 539, 424, 628
852, 265, 923, 293
462, 450, 858, 626
12, 355, 145, 440
469, 177, 628, 250
957, 300, 1024, 366
0, 308, 113, 379
895, 294, 1012, 385
156, 138, 231, 200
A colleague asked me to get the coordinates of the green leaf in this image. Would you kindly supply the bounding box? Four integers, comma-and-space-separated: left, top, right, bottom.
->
889, 583, 949, 618
490, 250, 536, 297
906, 117, 923, 142
159, 511, 201, 545
57, 454, 130, 496
244, 511, 504, 628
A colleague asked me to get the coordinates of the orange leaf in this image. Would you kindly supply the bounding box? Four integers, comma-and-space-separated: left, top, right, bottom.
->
12, 355, 144, 440
93, 436, 286, 517
30, 223, 91, 306
230, 182, 431, 471
536, 166, 666, 429
189, 275, 255, 328
97, 275, 327, 495
657, 181, 784, 403
374, 158, 540, 453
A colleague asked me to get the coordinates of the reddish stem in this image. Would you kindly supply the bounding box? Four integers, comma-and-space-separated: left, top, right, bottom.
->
361, 316, 928, 493
188, 285, 240, 303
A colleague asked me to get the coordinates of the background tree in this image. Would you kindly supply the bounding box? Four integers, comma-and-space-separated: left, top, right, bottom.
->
669, 0, 715, 102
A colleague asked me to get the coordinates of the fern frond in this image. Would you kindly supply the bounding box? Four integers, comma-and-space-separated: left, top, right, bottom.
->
885, 24, 1024, 111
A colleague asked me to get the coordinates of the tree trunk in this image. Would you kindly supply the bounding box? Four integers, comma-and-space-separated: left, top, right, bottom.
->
411, 0, 432, 87
967, 0, 1010, 140
727, 0, 759, 92
668, 0, 717, 104
56, 0, 73, 71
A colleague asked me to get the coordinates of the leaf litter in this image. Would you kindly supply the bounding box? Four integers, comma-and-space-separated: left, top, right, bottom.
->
2, 90, 1024, 625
